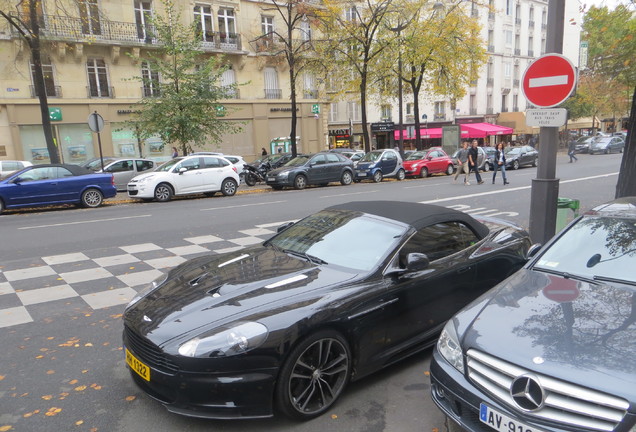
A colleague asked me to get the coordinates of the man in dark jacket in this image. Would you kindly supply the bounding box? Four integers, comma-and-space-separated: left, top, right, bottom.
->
468, 140, 484, 185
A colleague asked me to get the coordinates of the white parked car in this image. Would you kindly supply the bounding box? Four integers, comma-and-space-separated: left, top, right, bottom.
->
127, 155, 240, 202
190, 152, 246, 177
0, 160, 33, 177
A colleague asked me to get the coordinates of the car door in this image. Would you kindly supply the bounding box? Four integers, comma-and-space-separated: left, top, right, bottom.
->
427, 150, 444, 173
307, 154, 328, 184
325, 153, 345, 181
172, 157, 204, 194
381, 151, 398, 175
380, 222, 481, 350
7, 166, 62, 206
200, 156, 230, 191
104, 160, 135, 190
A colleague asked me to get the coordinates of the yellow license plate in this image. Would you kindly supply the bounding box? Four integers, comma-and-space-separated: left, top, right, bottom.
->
125, 347, 151, 381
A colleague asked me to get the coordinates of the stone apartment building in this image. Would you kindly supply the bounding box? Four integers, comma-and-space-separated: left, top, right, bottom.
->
0, 0, 326, 164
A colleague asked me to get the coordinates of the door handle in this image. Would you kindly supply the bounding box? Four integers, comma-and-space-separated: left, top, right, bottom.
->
457, 266, 471, 274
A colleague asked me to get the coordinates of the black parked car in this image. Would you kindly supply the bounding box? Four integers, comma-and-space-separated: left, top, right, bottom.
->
266, 152, 354, 189
123, 201, 531, 420
504, 145, 538, 169
430, 196, 636, 432
589, 136, 625, 154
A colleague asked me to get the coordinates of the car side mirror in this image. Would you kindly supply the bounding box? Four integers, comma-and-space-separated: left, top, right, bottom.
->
12, 177, 23, 184
277, 222, 295, 233
406, 253, 430, 272
178, 167, 187, 174
527, 243, 542, 258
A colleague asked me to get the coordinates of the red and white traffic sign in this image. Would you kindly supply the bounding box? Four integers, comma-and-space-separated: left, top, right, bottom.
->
543, 276, 580, 303
522, 54, 577, 108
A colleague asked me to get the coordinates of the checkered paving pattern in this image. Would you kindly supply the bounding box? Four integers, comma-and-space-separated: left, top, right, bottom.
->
0, 222, 288, 329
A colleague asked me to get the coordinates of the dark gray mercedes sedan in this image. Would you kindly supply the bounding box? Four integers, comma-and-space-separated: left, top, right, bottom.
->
430, 196, 636, 432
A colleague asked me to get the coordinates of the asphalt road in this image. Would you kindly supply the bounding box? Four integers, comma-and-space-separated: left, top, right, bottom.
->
0, 151, 623, 432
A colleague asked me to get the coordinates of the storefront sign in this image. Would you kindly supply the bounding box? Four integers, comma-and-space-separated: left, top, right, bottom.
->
270, 107, 298, 112
371, 122, 395, 132
329, 129, 350, 137
49, 107, 62, 121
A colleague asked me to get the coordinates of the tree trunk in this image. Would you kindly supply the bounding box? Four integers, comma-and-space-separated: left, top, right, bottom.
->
360, 74, 370, 152
615, 86, 636, 198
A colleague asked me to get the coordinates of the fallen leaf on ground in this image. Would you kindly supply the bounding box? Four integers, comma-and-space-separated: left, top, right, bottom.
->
125, 396, 136, 401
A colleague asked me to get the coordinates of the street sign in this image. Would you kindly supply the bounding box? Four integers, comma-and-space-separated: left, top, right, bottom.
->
522, 54, 577, 108
542, 276, 580, 303
87, 112, 105, 133
311, 104, 320, 114
49, 107, 62, 121
526, 108, 568, 127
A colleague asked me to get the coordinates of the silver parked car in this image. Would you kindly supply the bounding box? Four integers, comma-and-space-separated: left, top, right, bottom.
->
99, 158, 156, 191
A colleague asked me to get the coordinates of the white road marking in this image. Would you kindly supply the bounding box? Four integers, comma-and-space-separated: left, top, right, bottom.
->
200, 200, 287, 211
529, 75, 569, 88
18, 214, 152, 230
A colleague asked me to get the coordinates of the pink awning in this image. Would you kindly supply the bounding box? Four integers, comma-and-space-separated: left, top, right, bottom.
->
393, 123, 511, 140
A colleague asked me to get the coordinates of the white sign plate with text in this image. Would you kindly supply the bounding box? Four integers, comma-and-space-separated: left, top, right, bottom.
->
526, 109, 568, 127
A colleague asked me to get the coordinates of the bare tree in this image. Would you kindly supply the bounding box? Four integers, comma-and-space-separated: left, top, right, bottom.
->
1, 1, 60, 163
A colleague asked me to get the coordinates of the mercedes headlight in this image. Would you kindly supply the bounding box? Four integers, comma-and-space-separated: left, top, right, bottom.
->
126, 273, 168, 310
178, 321, 269, 358
438, 319, 464, 372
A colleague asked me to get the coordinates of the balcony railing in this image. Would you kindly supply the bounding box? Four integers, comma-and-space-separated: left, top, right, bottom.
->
200, 32, 242, 51
541, 23, 547, 29
303, 90, 318, 99
223, 88, 240, 99
514, 48, 520, 55
433, 113, 446, 121
142, 86, 160, 97
264, 89, 282, 99
87, 86, 114, 98
30, 85, 62, 98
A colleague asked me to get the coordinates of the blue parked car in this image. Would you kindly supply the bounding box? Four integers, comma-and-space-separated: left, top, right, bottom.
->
354, 149, 405, 182
0, 164, 117, 214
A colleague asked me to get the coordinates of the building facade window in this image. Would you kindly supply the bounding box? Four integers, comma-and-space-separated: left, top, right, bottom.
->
87, 58, 110, 97
141, 61, 160, 97
504, 62, 511, 78
345, 6, 357, 22
218, 8, 236, 36
505, 0, 512, 15
434, 101, 445, 120
79, 0, 101, 35
194, 5, 214, 42
501, 94, 508, 112
264, 67, 281, 99
505, 30, 513, 46
135, 0, 153, 41
381, 104, 392, 121
347, 101, 360, 121
261, 15, 274, 36
30, 57, 58, 97
221, 68, 238, 98
406, 102, 414, 116
300, 20, 311, 41
329, 103, 338, 122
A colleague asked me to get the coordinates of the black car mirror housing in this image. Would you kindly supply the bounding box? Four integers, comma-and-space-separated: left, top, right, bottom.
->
406, 253, 430, 272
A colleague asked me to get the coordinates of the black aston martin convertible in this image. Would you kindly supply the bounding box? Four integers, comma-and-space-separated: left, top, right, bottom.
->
122, 201, 531, 420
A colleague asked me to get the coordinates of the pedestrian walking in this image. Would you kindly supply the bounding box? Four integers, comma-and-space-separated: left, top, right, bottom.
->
492, 142, 509, 185
453, 141, 471, 185
468, 140, 484, 184
568, 140, 578, 163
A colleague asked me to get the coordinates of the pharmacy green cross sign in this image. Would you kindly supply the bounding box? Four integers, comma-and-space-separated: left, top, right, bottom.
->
49, 107, 62, 121
311, 104, 320, 114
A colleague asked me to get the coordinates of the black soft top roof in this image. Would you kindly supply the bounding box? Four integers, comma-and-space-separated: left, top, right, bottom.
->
25, 164, 93, 176
327, 200, 489, 238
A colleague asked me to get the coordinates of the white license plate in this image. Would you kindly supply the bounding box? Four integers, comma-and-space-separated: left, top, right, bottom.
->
267, 177, 275, 182
357, 172, 367, 176
480, 403, 546, 432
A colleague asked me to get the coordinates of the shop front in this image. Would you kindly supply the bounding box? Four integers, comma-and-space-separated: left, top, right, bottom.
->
371, 121, 395, 149
328, 128, 352, 149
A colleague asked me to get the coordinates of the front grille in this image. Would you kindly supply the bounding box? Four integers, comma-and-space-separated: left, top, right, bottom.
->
467, 349, 628, 432
124, 325, 179, 374
128, 190, 138, 196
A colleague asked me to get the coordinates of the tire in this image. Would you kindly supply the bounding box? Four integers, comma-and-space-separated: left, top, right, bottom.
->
154, 183, 173, 202
0, 199, 4, 215
532, 158, 537, 167
445, 164, 454, 175
221, 178, 238, 196
81, 188, 103, 208
482, 163, 490, 172
275, 330, 351, 420
512, 160, 520, 170
372, 170, 383, 183
419, 167, 429, 178
604, 148, 609, 154
294, 175, 308, 190
396, 169, 405, 181
340, 171, 353, 185
245, 172, 257, 187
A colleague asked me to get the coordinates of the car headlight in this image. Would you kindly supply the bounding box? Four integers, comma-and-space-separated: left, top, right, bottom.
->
278, 171, 289, 179
125, 273, 168, 311
438, 319, 464, 372
178, 321, 269, 358
136, 176, 154, 184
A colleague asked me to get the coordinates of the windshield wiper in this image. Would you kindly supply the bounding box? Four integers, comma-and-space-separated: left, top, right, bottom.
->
592, 275, 635, 286
535, 267, 597, 284
283, 249, 327, 265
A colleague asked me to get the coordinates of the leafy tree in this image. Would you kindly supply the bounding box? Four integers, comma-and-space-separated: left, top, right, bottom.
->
1, 0, 60, 163
128, 0, 241, 157
315, 0, 395, 152
378, 0, 486, 149
252, 0, 317, 157
582, 4, 635, 197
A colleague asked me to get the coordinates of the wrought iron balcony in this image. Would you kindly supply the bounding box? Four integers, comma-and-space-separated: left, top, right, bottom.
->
200, 32, 242, 52
264, 89, 282, 99
434, 113, 446, 121
87, 86, 114, 98
223, 88, 240, 99
30, 85, 62, 98
515, 18, 521, 25
142, 86, 160, 97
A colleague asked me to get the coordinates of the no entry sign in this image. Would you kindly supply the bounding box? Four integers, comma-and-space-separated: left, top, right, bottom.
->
543, 276, 580, 303
522, 54, 577, 108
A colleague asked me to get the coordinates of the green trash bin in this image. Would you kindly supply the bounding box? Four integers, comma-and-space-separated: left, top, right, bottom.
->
556, 198, 580, 232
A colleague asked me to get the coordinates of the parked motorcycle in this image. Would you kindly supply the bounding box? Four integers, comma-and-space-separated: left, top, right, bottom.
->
243, 162, 269, 186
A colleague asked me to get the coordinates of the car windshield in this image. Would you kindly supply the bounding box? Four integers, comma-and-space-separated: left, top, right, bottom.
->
360, 151, 382, 162
406, 151, 427, 161
267, 209, 407, 272
505, 147, 522, 155
534, 216, 636, 284
594, 138, 612, 145
285, 155, 310, 167
155, 158, 181, 172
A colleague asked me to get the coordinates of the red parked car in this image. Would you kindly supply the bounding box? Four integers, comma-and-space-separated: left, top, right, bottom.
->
403, 147, 455, 178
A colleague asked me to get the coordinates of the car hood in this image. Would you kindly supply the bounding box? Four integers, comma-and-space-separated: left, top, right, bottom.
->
403, 160, 424, 168
267, 166, 301, 176
125, 246, 359, 347
130, 172, 163, 182
463, 269, 636, 400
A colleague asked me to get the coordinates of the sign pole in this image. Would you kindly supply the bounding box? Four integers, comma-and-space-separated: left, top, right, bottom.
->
528, 0, 567, 244
87, 111, 106, 171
